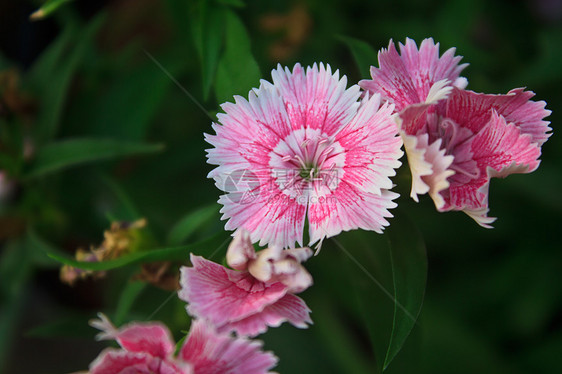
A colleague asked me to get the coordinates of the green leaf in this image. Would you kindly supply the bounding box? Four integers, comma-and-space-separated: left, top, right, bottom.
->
99, 173, 142, 222
174, 332, 189, 356
214, 10, 261, 104
0, 240, 33, 368
45, 231, 230, 271
338, 35, 378, 78
114, 281, 146, 325
85, 57, 183, 140
189, 1, 226, 100
335, 210, 427, 372
167, 204, 219, 245
27, 14, 106, 143
25, 138, 164, 179
30, 0, 74, 21
384, 212, 427, 368
25, 228, 67, 268
27, 21, 75, 83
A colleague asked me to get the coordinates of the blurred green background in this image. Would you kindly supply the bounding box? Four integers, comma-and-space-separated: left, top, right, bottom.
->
1, 0, 561, 373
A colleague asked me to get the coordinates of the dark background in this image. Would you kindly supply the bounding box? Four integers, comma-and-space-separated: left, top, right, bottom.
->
1, 0, 561, 373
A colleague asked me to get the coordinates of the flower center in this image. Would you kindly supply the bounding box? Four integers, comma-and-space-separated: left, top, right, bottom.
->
269, 128, 346, 200
281, 137, 337, 179
299, 163, 316, 181
428, 116, 480, 181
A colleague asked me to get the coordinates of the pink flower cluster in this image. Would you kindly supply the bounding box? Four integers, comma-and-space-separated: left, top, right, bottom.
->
360, 38, 551, 225
87, 313, 277, 374
206, 42, 550, 244
85, 230, 314, 373
179, 230, 313, 337
86, 37, 551, 373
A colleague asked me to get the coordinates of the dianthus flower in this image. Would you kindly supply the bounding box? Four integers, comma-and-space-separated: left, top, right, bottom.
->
206, 63, 403, 248
360, 38, 551, 225
88, 313, 277, 374
179, 230, 313, 337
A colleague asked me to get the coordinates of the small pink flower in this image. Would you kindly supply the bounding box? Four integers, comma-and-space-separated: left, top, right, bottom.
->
206, 63, 403, 248
179, 231, 313, 337
360, 38, 552, 225
359, 38, 468, 112
88, 313, 277, 374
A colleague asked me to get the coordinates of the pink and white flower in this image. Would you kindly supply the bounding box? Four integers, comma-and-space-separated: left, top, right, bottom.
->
179, 231, 313, 337
359, 38, 468, 112
88, 313, 277, 374
206, 63, 403, 248
360, 38, 552, 225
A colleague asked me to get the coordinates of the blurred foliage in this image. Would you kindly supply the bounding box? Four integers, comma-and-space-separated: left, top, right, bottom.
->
0, 0, 561, 373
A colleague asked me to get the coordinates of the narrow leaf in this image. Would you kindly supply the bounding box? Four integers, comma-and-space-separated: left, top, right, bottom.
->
338, 35, 378, 78
189, 1, 226, 100
28, 14, 105, 142
167, 204, 219, 245
384, 212, 427, 368
85, 58, 182, 140
27, 23, 75, 84
336, 210, 427, 372
30, 0, 74, 21
215, 10, 261, 104
25, 138, 164, 179
114, 281, 146, 325
0, 240, 33, 367
45, 231, 230, 271
99, 173, 142, 222
26, 228, 67, 268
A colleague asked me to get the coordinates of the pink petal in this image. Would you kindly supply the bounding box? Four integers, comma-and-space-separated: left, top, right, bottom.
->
471, 111, 541, 175
220, 189, 308, 250
442, 112, 541, 226
397, 101, 432, 136
224, 293, 312, 337
90, 350, 151, 374
360, 38, 467, 112
442, 174, 490, 218
179, 255, 288, 329
89, 349, 187, 374
206, 84, 293, 174
271, 63, 361, 136
307, 182, 399, 245
90, 314, 175, 359
206, 84, 297, 247
400, 38, 468, 96
335, 94, 403, 195
179, 320, 277, 374
445, 88, 551, 144
301, 93, 402, 245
